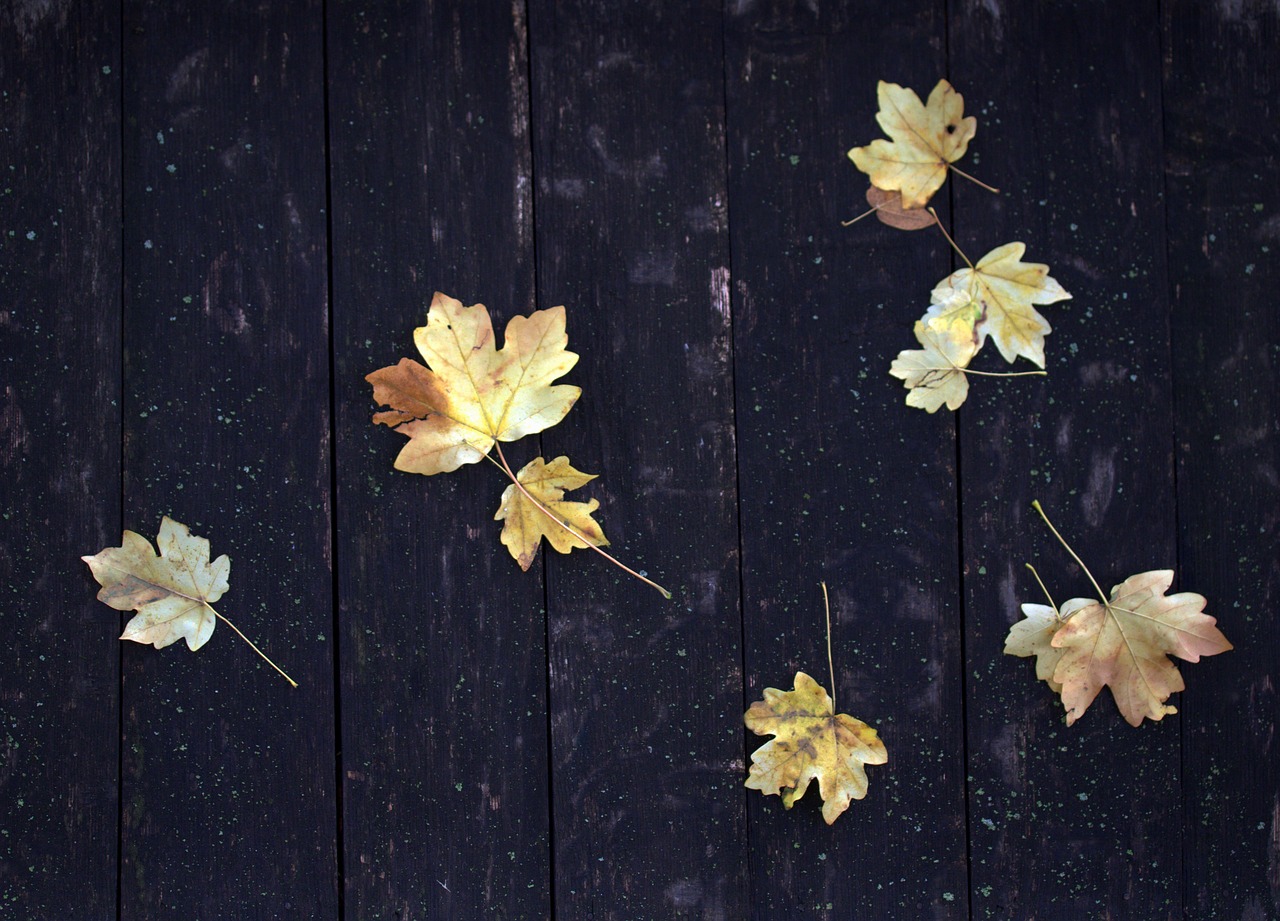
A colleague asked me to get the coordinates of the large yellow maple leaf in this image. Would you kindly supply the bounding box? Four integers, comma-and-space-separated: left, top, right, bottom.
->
744, 671, 887, 824
1008, 572, 1232, 726
936, 243, 1071, 368
366, 292, 580, 475
494, 455, 609, 571
82, 516, 229, 651
848, 79, 977, 209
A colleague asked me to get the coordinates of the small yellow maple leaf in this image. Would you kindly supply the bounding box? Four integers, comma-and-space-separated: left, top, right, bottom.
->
1045, 571, 1233, 726
82, 517, 228, 651
494, 455, 609, 571
367, 293, 580, 475
848, 79, 977, 209
889, 319, 979, 413
744, 671, 887, 824
937, 243, 1071, 368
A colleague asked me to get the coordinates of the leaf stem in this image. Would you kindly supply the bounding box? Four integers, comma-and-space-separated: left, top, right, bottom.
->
821, 581, 836, 712
949, 164, 1000, 195
1030, 500, 1108, 605
928, 209, 974, 269
1023, 562, 1059, 613
492, 443, 672, 599
207, 605, 298, 687
840, 202, 886, 228
958, 368, 1048, 378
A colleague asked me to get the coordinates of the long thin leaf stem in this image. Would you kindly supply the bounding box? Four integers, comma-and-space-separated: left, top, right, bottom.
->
928, 209, 974, 269
207, 605, 298, 687
492, 443, 672, 599
1030, 500, 1108, 605
1023, 562, 1059, 613
840, 201, 887, 227
958, 368, 1048, 378
821, 581, 836, 712
949, 164, 1000, 195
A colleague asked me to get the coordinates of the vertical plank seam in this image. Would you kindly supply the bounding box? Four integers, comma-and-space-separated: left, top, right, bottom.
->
319, 0, 347, 915
522, 1, 560, 915
941, 3, 978, 917
115, 0, 127, 917
1151, 1, 1190, 917
717, 0, 757, 915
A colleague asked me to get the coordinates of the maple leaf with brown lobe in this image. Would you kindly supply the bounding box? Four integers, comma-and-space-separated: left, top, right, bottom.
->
495, 455, 609, 571
745, 671, 887, 824
848, 79, 977, 210
367, 293, 580, 475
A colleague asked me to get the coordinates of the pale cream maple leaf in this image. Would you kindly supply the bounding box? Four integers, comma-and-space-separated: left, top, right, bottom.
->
936, 243, 1070, 368
848, 79, 977, 209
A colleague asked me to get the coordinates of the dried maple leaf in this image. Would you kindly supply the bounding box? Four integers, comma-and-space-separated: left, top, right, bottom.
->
367, 292, 580, 475
936, 243, 1071, 367
82, 517, 296, 684
745, 671, 887, 824
1048, 572, 1232, 726
848, 79, 977, 209
864, 185, 937, 231
889, 319, 979, 413
495, 455, 609, 571
82, 516, 228, 650
1008, 503, 1232, 726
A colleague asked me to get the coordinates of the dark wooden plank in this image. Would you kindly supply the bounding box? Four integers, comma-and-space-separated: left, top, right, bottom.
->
119, 3, 337, 917
1162, 4, 1280, 917
327, 3, 552, 916
950, 2, 1182, 917
725, 3, 970, 917
526, 2, 748, 916
0, 3, 121, 917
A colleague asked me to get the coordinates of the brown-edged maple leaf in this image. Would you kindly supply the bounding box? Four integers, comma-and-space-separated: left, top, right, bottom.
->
744, 671, 887, 824
848, 79, 977, 209
1045, 572, 1232, 726
935, 243, 1071, 367
495, 455, 609, 571
367, 292, 580, 475
82, 516, 229, 650
82, 517, 297, 684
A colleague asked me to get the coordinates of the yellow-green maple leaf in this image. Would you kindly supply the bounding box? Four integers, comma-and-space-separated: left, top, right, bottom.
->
495, 455, 608, 571
744, 671, 886, 824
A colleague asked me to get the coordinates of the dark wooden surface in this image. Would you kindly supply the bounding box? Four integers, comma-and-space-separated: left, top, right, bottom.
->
1, 2, 1277, 919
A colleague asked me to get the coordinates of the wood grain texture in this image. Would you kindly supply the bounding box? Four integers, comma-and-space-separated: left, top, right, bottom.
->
0, 2, 121, 917
950, 1, 1182, 917
119, 2, 338, 917
526, 1, 748, 916
726, 3, 970, 918
1163, 3, 1280, 918
327, 2, 553, 916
